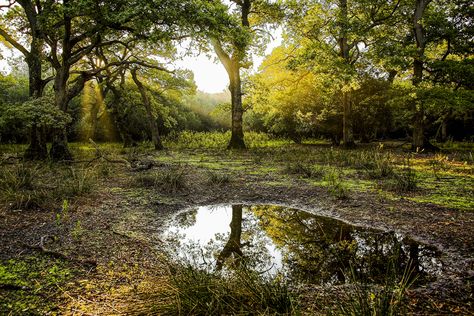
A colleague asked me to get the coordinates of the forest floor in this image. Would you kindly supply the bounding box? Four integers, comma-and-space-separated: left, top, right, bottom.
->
0, 139, 473, 315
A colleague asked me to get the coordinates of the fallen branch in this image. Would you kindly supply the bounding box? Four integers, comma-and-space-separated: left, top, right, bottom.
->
24, 235, 97, 268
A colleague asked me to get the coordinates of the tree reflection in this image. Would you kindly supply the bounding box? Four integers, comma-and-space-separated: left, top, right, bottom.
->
164, 204, 441, 285
251, 205, 439, 285
216, 205, 244, 271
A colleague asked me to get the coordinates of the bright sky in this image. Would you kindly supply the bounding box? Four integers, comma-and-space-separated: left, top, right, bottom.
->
174, 30, 282, 93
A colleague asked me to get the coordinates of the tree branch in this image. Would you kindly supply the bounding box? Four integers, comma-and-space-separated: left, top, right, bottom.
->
0, 27, 29, 56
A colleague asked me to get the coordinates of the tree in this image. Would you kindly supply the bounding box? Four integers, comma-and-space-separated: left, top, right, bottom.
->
286, 0, 402, 147
0, 0, 53, 159
211, 0, 282, 149
247, 45, 342, 143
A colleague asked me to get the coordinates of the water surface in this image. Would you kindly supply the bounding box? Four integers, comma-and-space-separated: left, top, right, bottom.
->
164, 204, 442, 285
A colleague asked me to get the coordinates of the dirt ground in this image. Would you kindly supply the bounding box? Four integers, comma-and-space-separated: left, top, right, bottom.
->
1, 146, 473, 315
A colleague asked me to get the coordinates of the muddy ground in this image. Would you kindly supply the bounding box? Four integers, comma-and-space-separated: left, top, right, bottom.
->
1, 146, 473, 315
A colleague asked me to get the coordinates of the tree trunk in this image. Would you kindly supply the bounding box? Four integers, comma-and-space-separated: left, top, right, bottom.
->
441, 121, 447, 142
131, 69, 164, 150
50, 66, 73, 160
24, 38, 48, 160
228, 67, 246, 149
50, 128, 72, 161
342, 91, 355, 147
211, 38, 246, 150
411, 0, 436, 151
24, 125, 48, 160
339, 0, 355, 148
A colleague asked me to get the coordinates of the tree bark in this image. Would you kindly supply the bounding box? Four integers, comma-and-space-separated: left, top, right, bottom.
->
411, 0, 436, 151
24, 124, 48, 160
50, 128, 72, 161
212, 39, 246, 150
228, 66, 246, 149
339, 0, 355, 148
24, 41, 49, 160
50, 65, 73, 161
131, 69, 164, 150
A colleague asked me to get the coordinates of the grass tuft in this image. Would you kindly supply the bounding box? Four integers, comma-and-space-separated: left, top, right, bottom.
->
155, 263, 298, 315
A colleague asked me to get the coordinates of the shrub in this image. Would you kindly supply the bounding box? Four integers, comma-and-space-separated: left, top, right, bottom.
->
362, 150, 395, 179
58, 166, 96, 198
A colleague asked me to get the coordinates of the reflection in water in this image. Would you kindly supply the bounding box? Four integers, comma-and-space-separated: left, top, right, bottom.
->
164, 205, 442, 285
216, 205, 244, 270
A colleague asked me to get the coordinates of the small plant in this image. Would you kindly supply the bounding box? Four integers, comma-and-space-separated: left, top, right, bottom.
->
285, 162, 325, 179
0, 163, 38, 191
428, 154, 449, 180
71, 220, 84, 239
97, 162, 112, 178
206, 170, 231, 185
133, 166, 187, 193
362, 150, 395, 179
157, 166, 187, 193
0, 163, 47, 210
324, 168, 349, 199
59, 166, 96, 197
387, 156, 418, 193
133, 173, 158, 188
55, 199, 69, 226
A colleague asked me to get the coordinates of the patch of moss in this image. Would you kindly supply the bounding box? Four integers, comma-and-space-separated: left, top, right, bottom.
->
0, 256, 78, 315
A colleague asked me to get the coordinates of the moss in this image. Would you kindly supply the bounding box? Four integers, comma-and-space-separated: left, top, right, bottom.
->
0, 256, 78, 315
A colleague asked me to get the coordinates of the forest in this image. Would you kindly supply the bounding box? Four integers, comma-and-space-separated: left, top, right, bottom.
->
0, 0, 473, 314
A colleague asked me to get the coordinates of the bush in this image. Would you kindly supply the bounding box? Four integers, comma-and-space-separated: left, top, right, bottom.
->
362, 150, 395, 179
0, 163, 97, 211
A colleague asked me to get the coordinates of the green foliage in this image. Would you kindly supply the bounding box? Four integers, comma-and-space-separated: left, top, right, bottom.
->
0, 96, 72, 141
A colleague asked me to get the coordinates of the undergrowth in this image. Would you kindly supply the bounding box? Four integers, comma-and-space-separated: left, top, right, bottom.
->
0, 162, 97, 211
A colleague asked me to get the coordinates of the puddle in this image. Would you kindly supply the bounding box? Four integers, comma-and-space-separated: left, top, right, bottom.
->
164, 204, 442, 285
